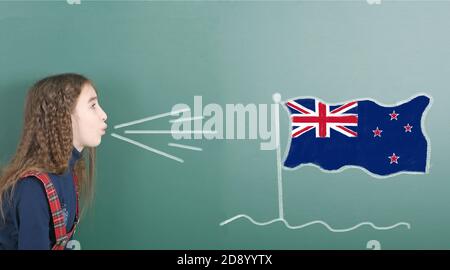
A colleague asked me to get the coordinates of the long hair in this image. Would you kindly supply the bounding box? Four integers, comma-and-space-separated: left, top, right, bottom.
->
0, 73, 97, 220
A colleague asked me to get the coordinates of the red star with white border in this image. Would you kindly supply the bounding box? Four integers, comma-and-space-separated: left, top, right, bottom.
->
372, 127, 383, 137
388, 153, 400, 164
404, 123, 413, 132
389, 110, 399, 120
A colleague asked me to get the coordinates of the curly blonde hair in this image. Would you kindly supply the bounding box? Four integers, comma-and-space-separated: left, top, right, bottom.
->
0, 73, 97, 220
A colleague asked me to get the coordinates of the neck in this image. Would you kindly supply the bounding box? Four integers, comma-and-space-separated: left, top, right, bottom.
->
74, 144, 83, 153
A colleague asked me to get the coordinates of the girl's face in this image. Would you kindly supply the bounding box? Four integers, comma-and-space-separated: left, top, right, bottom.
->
71, 83, 108, 152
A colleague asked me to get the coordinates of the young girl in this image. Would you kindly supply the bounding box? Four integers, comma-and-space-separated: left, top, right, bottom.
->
0, 73, 108, 250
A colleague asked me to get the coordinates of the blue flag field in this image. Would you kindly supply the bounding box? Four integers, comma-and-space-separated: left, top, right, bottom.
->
283, 95, 431, 176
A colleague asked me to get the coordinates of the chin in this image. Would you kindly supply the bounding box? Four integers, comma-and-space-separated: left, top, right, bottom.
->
94, 139, 102, 147
86, 139, 102, 148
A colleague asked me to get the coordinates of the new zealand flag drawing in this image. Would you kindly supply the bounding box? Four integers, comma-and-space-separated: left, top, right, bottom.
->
283, 95, 431, 176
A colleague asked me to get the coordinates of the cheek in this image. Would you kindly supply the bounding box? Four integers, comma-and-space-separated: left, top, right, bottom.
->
77, 115, 98, 140
84, 119, 98, 136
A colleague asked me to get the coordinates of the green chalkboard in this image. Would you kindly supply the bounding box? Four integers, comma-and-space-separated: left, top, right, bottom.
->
1, 0, 450, 250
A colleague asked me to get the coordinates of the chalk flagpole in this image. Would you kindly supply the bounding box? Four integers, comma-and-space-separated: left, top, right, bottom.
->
273, 93, 284, 220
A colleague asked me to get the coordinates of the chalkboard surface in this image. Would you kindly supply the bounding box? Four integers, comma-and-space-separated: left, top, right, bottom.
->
1, 1, 449, 249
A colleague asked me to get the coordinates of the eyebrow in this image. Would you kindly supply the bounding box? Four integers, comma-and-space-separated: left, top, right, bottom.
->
88, 96, 98, 103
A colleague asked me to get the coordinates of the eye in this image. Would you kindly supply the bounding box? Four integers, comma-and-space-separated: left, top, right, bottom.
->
91, 103, 96, 109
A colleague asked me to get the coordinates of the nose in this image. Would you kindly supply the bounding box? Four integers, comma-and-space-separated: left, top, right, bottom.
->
100, 107, 107, 122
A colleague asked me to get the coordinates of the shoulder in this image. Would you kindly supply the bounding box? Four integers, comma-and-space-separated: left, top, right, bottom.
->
10, 175, 53, 220
14, 176, 48, 202
16, 176, 46, 190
